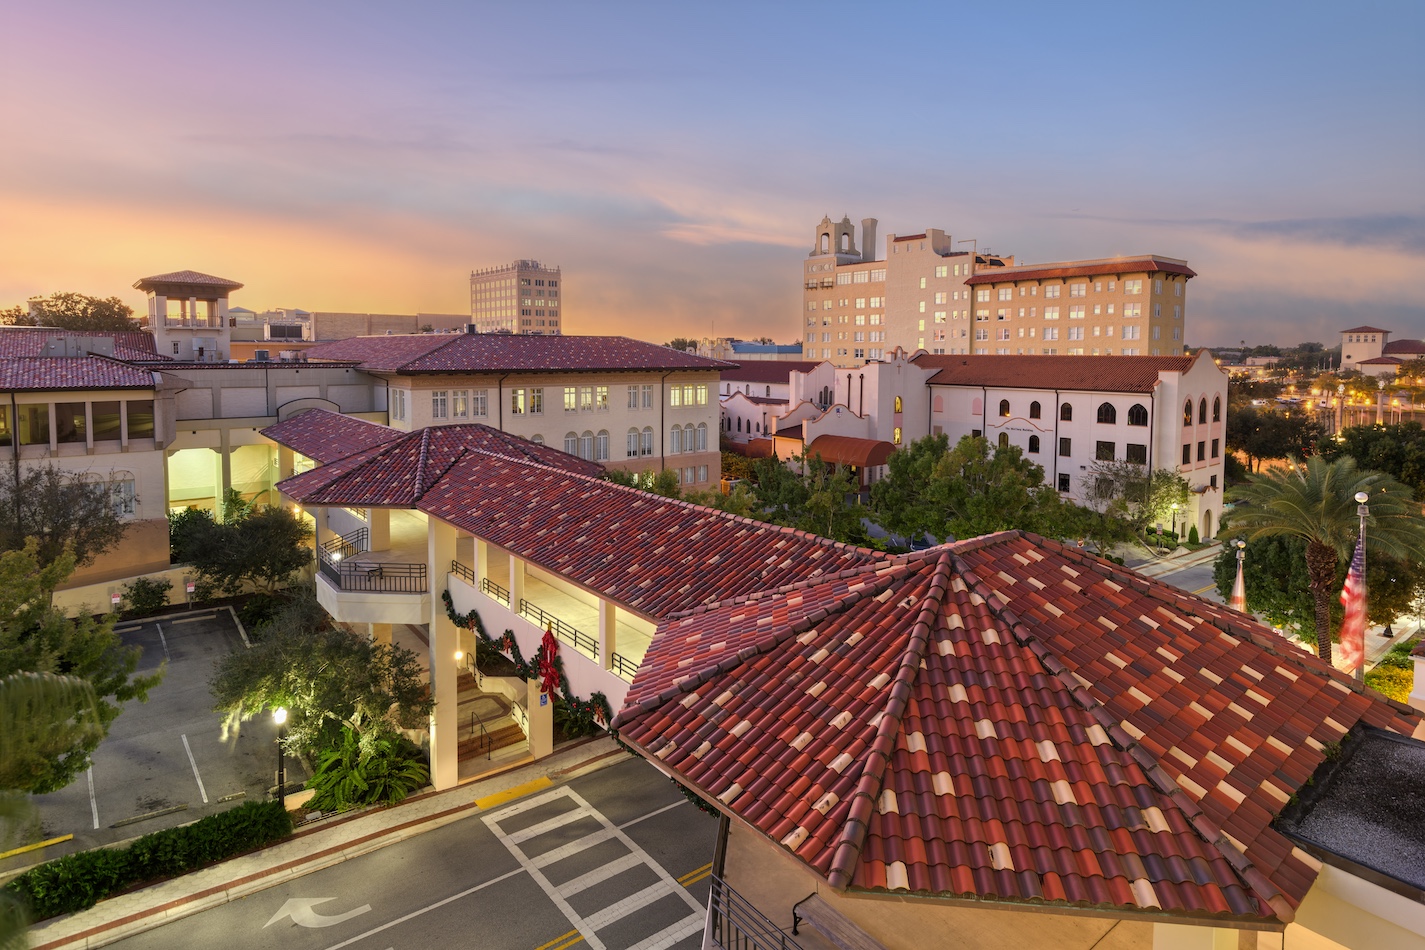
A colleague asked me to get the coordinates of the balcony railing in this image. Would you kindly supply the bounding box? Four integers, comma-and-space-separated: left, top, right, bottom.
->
450, 559, 476, 586
318, 546, 427, 593
520, 599, 599, 659
162, 318, 225, 329
611, 651, 638, 681
708, 876, 804, 950
323, 527, 369, 560
480, 576, 510, 607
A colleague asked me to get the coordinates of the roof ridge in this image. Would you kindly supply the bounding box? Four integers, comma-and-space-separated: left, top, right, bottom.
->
950, 543, 1293, 921
663, 550, 924, 620
825, 551, 953, 890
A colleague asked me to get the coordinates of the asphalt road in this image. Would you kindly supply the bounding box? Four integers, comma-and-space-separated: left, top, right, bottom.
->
1157, 561, 1223, 604
8, 610, 305, 868
107, 756, 720, 950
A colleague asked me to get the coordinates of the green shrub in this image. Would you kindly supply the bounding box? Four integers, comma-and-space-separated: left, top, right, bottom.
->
1188, 525, 1200, 545
237, 594, 283, 633
121, 576, 172, 616
5, 800, 291, 922
306, 726, 429, 812
1366, 662, 1413, 703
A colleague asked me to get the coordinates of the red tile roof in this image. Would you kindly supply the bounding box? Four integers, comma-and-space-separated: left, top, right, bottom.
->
966, 258, 1196, 286
261, 410, 403, 464
303, 334, 733, 374
1340, 326, 1389, 334
720, 361, 823, 384
0, 357, 156, 392
0, 328, 166, 362
805, 434, 895, 468
1383, 339, 1425, 356
616, 532, 1419, 923
1358, 357, 1404, 366
133, 270, 244, 291
273, 423, 603, 507
915, 354, 1199, 393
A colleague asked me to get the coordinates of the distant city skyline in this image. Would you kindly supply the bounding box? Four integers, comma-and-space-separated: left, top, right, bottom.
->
2, 1, 1421, 349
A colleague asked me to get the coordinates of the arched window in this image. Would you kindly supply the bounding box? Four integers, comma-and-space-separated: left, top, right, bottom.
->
1127, 404, 1148, 427
670, 426, 683, 454
894, 396, 904, 413
531, 434, 544, 445
998, 432, 1009, 448
579, 430, 594, 460
819, 233, 829, 253
640, 426, 653, 456
564, 432, 578, 455
766, 386, 771, 397
1097, 402, 1117, 424
1183, 400, 1193, 426
736, 418, 742, 432
1060, 403, 1073, 422
1212, 396, 1222, 422
754, 422, 760, 433
696, 423, 707, 451
1028, 435, 1040, 453
595, 430, 609, 461
1198, 398, 1208, 425
627, 428, 639, 458
999, 399, 1011, 418
1029, 401, 1041, 419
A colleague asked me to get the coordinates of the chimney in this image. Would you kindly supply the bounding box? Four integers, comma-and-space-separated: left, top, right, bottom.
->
861, 218, 878, 262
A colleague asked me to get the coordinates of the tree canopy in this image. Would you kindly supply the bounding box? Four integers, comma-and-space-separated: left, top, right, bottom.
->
1225, 406, 1325, 472
0, 464, 130, 569
1084, 462, 1190, 538
0, 542, 162, 792
170, 492, 312, 595
0, 292, 138, 332
1318, 422, 1425, 502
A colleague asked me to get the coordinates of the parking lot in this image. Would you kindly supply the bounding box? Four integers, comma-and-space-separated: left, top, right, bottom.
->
6, 609, 306, 868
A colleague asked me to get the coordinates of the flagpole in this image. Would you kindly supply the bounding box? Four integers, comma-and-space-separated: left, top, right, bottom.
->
1354, 490, 1369, 684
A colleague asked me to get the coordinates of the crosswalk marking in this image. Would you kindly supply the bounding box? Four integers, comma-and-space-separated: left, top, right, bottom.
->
485, 786, 704, 950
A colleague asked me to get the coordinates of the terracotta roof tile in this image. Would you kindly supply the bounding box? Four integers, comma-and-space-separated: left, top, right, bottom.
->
720, 361, 822, 384
133, 270, 244, 290
0, 328, 165, 362
914, 353, 1199, 393
615, 532, 1419, 923
965, 258, 1196, 286
303, 334, 733, 374
260, 409, 403, 464
0, 357, 156, 391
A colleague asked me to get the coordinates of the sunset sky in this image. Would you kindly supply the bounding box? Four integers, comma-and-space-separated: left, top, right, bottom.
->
2, 1, 1421, 347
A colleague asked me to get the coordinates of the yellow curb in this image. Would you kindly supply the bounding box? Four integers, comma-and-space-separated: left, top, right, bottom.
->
0, 834, 72, 861
473, 776, 552, 811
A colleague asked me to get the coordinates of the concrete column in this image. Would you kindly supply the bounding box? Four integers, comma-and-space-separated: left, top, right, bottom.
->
277, 445, 294, 480
369, 508, 390, 552
427, 517, 460, 790
510, 554, 526, 613
476, 538, 489, 586
217, 430, 233, 518
369, 623, 392, 647
598, 599, 616, 672
526, 677, 554, 760
314, 508, 333, 550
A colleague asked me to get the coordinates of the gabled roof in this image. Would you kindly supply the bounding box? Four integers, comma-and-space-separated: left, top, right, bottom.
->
1382, 339, 1425, 356
0, 328, 165, 362
915, 354, 1198, 393
1340, 326, 1389, 334
1358, 357, 1404, 366
0, 357, 157, 392
134, 271, 244, 291
965, 257, 1196, 286
261, 410, 403, 464
303, 334, 733, 374
272, 423, 603, 506
616, 532, 1419, 924
720, 360, 822, 384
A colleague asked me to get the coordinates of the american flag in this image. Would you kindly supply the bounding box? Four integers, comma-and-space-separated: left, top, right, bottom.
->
1339, 534, 1367, 673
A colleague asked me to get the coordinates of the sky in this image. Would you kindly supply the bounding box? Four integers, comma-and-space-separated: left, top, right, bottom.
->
1, 1, 1422, 348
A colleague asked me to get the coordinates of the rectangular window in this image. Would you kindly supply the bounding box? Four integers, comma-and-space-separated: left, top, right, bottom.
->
683, 384, 695, 405
110, 478, 136, 519
1125, 443, 1147, 465
1043, 327, 1059, 341
92, 401, 121, 441
126, 400, 155, 440
1123, 325, 1140, 340
997, 328, 1010, 341
1182, 444, 1192, 465
529, 388, 544, 414
670, 386, 682, 407
472, 390, 488, 417
564, 387, 578, 412
1175, 281, 1183, 297
935, 266, 948, 277
976, 289, 990, 302
1044, 284, 1061, 299
1152, 326, 1161, 340
1197, 441, 1206, 462
596, 386, 609, 411
1070, 283, 1087, 297
920, 277, 927, 289
390, 389, 405, 421
641, 384, 653, 408
1068, 326, 1084, 341
1155, 280, 1163, 294
1123, 303, 1142, 319
975, 328, 988, 341
452, 390, 468, 418
510, 389, 526, 415
627, 385, 639, 409
696, 384, 708, 405
1096, 441, 1115, 461
54, 402, 84, 444
579, 386, 593, 411
431, 391, 448, 419
1069, 305, 1085, 320
1044, 307, 1059, 320
998, 288, 1012, 301
1211, 438, 1220, 459
1125, 279, 1143, 295
1057, 473, 1070, 492
1059, 437, 1072, 457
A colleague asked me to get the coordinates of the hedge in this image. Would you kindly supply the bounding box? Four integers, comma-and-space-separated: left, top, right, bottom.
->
5, 800, 292, 922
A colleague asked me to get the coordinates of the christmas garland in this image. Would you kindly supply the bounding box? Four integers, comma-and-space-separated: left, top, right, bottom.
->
442, 589, 613, 731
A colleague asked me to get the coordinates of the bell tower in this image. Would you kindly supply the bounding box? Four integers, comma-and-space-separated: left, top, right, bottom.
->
809, 215, 861, 263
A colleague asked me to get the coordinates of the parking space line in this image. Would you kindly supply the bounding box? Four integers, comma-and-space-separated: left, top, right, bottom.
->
181, 734, 209, 804
155, 622, 171, 661
169, 614, 217, 625
86, 766, 98, 829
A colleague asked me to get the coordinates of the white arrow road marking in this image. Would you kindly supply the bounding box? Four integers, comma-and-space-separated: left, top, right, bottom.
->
265, 898, 372, 929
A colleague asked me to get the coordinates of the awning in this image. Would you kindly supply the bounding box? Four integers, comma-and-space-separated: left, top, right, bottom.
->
804, 434, 895, 468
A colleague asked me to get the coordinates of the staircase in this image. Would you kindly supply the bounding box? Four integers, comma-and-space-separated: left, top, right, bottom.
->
456, 672, 528, 761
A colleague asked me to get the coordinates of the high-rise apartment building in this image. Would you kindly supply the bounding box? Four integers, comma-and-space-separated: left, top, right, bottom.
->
800, 216, 1193, 366
470, 260, 563, 335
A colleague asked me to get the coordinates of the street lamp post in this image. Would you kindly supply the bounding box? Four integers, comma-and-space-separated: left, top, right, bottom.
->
1337, 383, 1346, 432
1354, 491, 1369, 684
1170, 502, 1180, 547
273, 707, 288, 808
1231, 539, 1247, 613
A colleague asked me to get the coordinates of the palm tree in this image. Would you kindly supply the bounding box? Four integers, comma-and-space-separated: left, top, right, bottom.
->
1227, 455, 1425, 663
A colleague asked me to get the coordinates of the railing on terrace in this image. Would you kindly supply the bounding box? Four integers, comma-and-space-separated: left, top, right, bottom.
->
611, 651, 638, 681
520, 599, 599, 659
450, 559, 476, 586
322, 526, 369, 560
318, 555, 427, 593
480, 576, 510, 606
708, 876, 804, 950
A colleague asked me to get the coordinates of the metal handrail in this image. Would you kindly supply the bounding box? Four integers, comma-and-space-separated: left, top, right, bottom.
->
612, 651, 638, 681
480, 576, 510, 606
318, 556, 426, 593
470, 711, 492, 760
708, 876, 805, 950
450, 559, 476, 585
321, 526, 369, 559
520, 599, 598, 659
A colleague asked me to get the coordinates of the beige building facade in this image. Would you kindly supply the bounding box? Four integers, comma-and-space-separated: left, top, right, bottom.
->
469, 259, 563, 335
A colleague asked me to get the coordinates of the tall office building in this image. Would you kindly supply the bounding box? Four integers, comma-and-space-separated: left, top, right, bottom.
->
469, 260, 563, 335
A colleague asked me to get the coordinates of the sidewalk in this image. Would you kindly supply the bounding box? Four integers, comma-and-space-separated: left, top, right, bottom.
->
1118, 541, 1222, 579
27, 736, 628, 950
